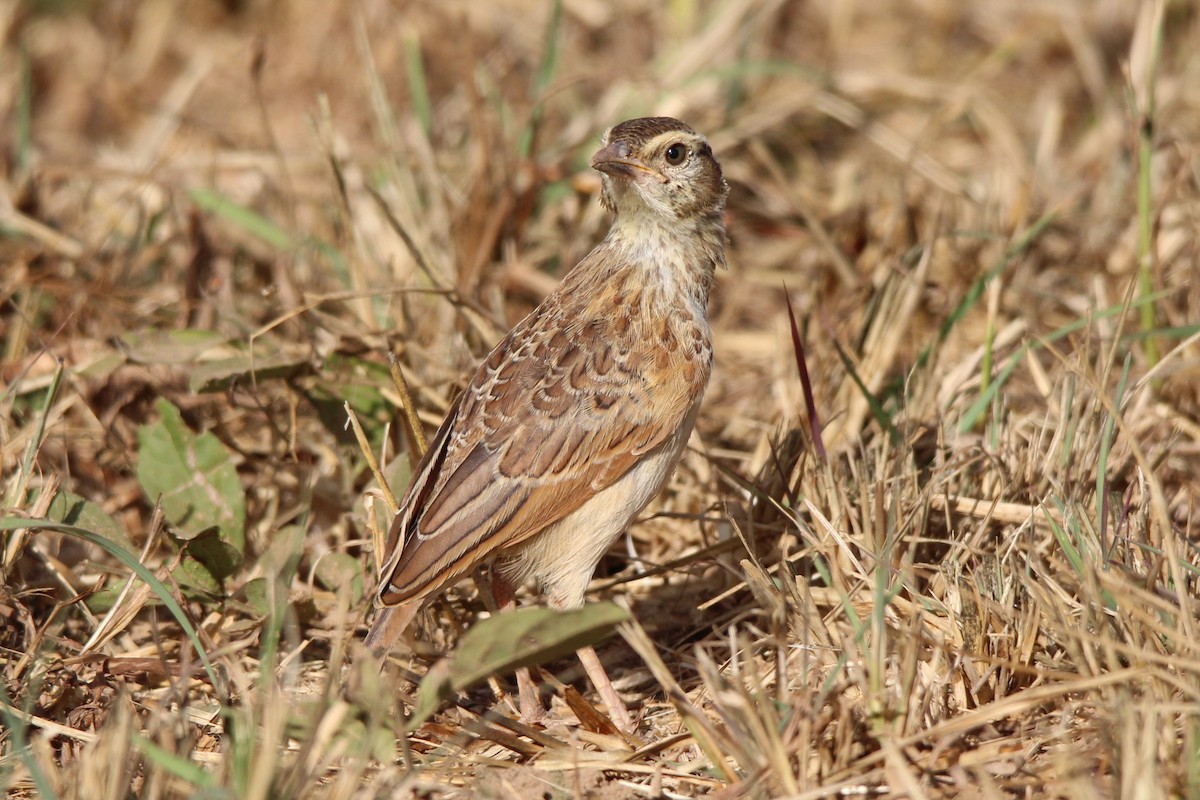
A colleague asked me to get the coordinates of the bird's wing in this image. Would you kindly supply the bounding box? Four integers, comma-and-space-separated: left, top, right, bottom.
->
375, 276, 706, 606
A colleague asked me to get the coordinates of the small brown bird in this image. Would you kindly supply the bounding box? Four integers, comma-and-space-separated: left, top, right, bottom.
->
367, 117, 728, 731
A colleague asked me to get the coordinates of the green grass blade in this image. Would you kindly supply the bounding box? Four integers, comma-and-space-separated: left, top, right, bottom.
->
0, 683, 59, 800
517, 0, 562, 158
832, 338, 899, 444
189, 188, 293, 249
15, 45, 32, 175
1047, 497, 1117, 610
0, 517, 220, 688
916, 210, 1056, 374
959, 291, 1169, 433
6, 358, 62, 510
1059, 373, 1077, 471
1121, 323, 1200, 343
1045, 499, 1084, 577
1134, 0, 1163, 367
1097, 354, 1132, 552
132, 733, 217, 790
403, 33, 432, 139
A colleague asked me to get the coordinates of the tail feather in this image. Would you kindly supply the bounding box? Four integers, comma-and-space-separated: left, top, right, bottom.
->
364, 602, 421, 656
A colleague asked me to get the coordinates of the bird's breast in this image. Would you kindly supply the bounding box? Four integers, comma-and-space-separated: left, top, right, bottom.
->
569, 264, 712, 410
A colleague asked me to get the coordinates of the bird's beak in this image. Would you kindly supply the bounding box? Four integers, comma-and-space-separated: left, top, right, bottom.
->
591, 141, 662, 181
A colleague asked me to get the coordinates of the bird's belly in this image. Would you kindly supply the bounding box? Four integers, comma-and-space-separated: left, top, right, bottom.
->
499, 402, 700, 608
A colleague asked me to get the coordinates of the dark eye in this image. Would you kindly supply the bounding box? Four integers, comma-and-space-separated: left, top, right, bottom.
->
664, 143, 688, 166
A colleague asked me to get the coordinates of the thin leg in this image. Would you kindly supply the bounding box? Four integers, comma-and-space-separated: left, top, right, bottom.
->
576, 643, 634, 732
547, 583, 635, 732
478, 568, 544, 723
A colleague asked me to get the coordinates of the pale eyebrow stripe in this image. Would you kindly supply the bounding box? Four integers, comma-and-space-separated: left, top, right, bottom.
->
643, 131, 705, 153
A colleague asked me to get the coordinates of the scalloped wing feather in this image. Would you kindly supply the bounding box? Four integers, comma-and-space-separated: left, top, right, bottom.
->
375, 260, 708, 607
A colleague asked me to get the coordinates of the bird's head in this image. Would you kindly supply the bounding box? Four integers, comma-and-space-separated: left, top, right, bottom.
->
591, 117, 727, 224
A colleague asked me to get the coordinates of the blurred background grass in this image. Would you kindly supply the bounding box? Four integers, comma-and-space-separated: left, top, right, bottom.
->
2, 1, 1199, 797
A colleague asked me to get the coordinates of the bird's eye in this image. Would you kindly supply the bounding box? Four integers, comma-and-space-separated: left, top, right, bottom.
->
664, 143, 688, 166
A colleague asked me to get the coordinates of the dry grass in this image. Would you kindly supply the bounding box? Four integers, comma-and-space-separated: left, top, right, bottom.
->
2, 0, 1200, 797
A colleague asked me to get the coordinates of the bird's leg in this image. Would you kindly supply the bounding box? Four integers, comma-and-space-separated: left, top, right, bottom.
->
547, 580, 636, 732
475, 567, 545, 723
575, 643, 634, 732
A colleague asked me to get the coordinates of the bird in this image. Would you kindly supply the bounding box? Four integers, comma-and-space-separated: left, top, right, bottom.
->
366, 116, 728, 732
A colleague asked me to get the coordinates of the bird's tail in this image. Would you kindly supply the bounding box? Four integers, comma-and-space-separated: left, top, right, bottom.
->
364, 602, 421, 656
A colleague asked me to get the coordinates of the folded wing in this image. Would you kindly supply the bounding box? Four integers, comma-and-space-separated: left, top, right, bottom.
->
376, 287, 701, 606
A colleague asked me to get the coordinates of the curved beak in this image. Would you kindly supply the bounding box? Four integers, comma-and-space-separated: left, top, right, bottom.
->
591, 141, 662, 181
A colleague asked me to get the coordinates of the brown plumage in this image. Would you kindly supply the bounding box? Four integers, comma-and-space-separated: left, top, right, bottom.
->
367, 117, 728, 731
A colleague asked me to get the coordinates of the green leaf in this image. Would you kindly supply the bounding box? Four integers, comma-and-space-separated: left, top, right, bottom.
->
452, 603, 629, 690
406, 659, 454, 732
406, 603, 630, 731
260, 525, 306, 580
186, 528, 244, 582
306, 379, 391, 450
189, 347, 312, 394
136, 398, 246, 555
75, 349, 125, 381
84, 584, 125, 613
45, 489, 131, 551
320, 354, 393, 416
386, 452, 414, 493
238, 577, 273, 618
175, 555, 222, 595
119, 328, 229, 364
303, 355, 395, 448
314, 553, 364, 604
